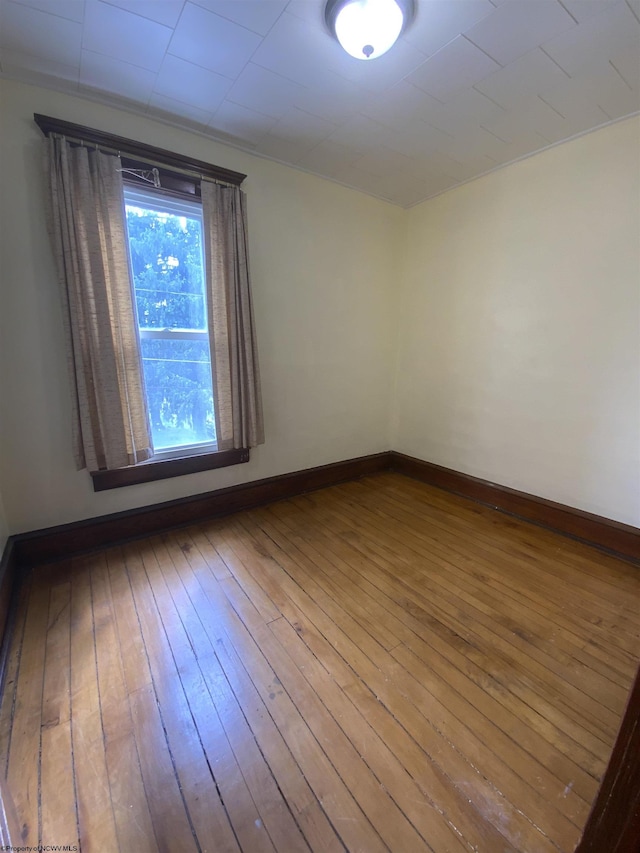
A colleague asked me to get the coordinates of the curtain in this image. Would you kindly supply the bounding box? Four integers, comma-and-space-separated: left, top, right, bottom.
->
45, 136, 152, 471
201, 183, 264, 450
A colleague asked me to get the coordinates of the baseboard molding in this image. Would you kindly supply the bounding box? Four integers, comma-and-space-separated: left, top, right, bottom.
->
389, 452, 640, 563
8, 449, 639, 572
12, 452, 390, 568
0, 538, 20, 697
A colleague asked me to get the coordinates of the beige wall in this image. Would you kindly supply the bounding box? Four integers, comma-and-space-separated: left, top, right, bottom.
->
0, 80, 401, 534
1, 80, 637, 536
394, 116, 640, 526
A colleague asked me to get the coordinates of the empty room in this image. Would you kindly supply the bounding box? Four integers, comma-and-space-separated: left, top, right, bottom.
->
0, 1, 639, 851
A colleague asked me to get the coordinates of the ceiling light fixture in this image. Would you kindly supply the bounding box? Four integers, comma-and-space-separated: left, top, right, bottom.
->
325, 0, 415, 61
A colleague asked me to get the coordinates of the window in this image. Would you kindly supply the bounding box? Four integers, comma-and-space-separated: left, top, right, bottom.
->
124, 186, 216, 458
38, 114, 264, 492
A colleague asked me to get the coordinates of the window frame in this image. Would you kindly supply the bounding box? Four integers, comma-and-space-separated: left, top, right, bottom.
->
34, 114, 251, 491
124, 183, 218, 461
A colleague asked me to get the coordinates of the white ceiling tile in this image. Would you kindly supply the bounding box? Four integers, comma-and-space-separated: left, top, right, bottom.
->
353, 146, 416, 178
538, 75, 615, 122
404, 164, 459, 198
329, 164, 393, 198
406, 35, 501, 102
359, 80, 445, 127
0, 0, 636, 208
374, 119, 455, 159
284, 0, 326, 30
292, 74, 375, 122
482, 94, 607, 143
479, 106, 552, 144
153, 53, 231, 111
486, 132, 552, 165
611, 41, 640, 89
257, 13, 425, 94
401, 0, 495, 56
437, 123, 513, 160
294, 139, 364, 176
423, 150, 497, 181
250, 10, 347, 88
225, 62, 307, 118
192, 0, 288, 35
83, 0, 172, 71
551, 58, 640, 118
324, 114, 391, 152
465, 0, 576, 66
543, 0, 640, 75
266, 107, 337, 147
210, 100, 276, 145
0, 1, 82, 66
391, 182, 435, 207
560, 0, 620, 23
168, 2, 261, 78
80, 49, 155, 102
476, 48, 569, 109
421, 87, 506, 135
627, 0, 640, 20
325, 33, 429, 92
593, 59, 640, 116
148, 90, 213, 124
10, 0, 84, 22
100, 0, 184, 27
253, 134, 312, 163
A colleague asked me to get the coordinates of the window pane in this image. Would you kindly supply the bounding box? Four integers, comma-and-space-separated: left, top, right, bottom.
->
140, 337, 216, 450
125, 202, 206, 330
124, 188, 217, 456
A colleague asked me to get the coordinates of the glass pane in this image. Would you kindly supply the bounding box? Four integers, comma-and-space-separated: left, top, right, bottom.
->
140, 338, 216, 450
125, 201, 206, 330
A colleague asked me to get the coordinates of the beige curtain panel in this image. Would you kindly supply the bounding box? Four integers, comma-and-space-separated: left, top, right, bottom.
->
45, 136, 152, 471
202, 183, 264, 450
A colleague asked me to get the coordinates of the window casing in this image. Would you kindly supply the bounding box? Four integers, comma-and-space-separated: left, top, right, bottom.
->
35, 114, 255, 491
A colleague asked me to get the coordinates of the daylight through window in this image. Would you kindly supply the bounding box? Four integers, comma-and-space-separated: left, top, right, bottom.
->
124, 185, 216, 457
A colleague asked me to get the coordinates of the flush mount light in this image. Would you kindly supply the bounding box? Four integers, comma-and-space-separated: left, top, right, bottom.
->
325, 0, 415, 61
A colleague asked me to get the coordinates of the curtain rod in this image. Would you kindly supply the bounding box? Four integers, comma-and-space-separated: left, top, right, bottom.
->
34, 113, 247, 188
48, 130, 238, 188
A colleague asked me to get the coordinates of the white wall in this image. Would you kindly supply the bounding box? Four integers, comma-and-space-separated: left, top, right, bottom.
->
394, 117, 640, 526
0, 80, 401, 534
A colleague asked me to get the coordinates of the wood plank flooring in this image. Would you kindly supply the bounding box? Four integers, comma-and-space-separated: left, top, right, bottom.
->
1, 472, 639, 852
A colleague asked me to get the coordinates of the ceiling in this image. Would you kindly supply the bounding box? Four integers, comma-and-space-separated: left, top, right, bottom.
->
1, 0, 639, 207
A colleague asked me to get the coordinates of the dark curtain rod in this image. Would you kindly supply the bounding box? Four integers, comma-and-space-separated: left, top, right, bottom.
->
34, 113, 247, 188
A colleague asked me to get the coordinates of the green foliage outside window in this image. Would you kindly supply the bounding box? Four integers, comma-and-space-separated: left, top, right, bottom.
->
125, 204, 216, 450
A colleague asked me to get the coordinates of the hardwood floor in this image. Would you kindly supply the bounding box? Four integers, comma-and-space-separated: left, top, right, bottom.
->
1, 472, 639, 852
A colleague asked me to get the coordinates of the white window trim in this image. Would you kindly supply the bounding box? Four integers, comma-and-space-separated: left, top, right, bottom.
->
124, 183, 217, 461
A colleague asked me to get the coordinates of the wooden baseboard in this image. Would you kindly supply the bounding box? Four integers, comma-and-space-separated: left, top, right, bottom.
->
0, 539, 20, 697
12, 452, 390, 568
8, 449, 639, 572
389, 452, 640, 563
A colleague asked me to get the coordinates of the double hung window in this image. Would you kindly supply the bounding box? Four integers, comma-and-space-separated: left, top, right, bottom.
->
124, 186, 215, 458
38, 114, 264, 491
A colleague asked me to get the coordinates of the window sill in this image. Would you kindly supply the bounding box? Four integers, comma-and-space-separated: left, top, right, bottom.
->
91, 448, 249, 491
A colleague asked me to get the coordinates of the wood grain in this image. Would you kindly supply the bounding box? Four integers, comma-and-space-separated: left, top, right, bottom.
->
1, 473, 638, 852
